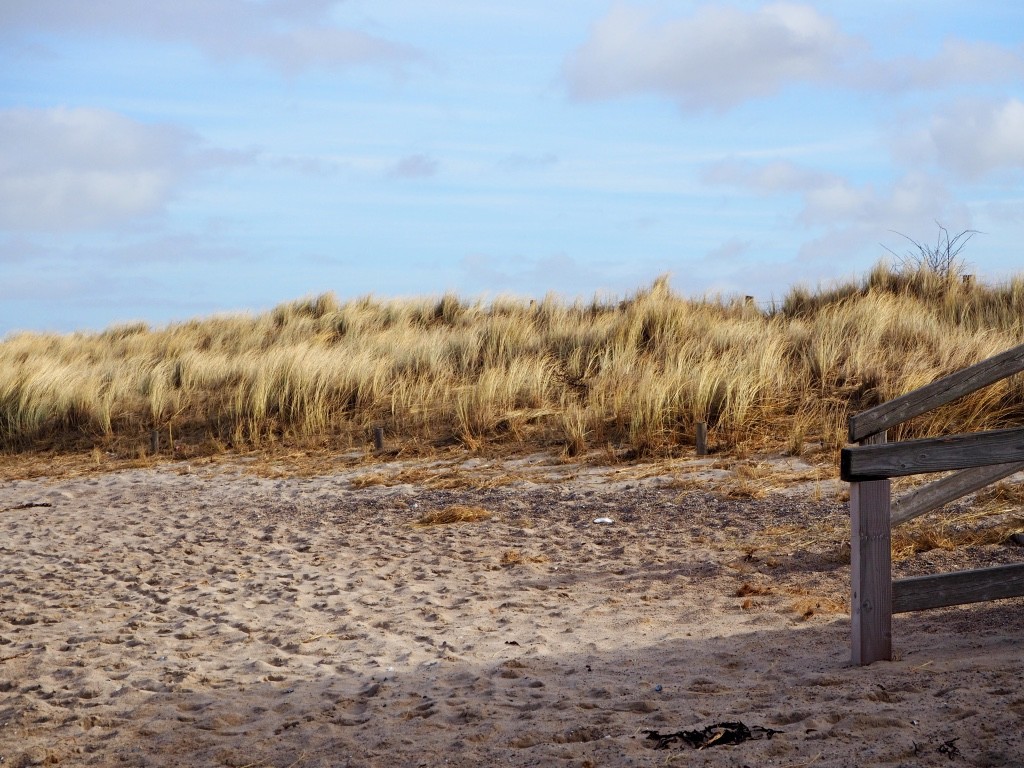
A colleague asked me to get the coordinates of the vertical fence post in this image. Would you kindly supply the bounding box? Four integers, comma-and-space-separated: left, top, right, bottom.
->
695, 422, 708, 456
851, 430, 892, 665
150, 429, 159, 455
373, 426, 385, 453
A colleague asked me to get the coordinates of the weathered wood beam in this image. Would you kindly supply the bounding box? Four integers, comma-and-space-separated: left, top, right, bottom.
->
848, 342, 1024, 442
893, 563, 1024, 613
891, 461, 1024, 526
841, 427, 1024, 482
695, 421, 708, 456
851, 431, 892, 665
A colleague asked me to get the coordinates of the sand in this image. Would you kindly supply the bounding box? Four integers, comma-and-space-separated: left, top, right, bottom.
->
2, 453, 1023, 767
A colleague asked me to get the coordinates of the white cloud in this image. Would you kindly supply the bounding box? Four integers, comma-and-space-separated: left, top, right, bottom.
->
701, 158, 833, 193
0, 232, 255, 333
388, 154, 438, 179
704, 238, 751, 264
984, 199, 1024, 224
271, 153, 349, 177
0, 0, 422, 74
704, 157, 963, 228
499, 152, 559, 170
801, 172, 964, 230
800, 178, 873, 222
704, 156, 971, 260
796, 173, 972, 266
906, 98, 1024, 180
460, 251, 615, 297
564, 6, 1024, 112
0, 236, 49, 265
855, 39, 1024, 91
564, 3, 852, 111
0, 107, 238, 231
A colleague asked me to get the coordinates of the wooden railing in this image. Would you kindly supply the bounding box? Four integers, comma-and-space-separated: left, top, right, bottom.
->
840, 342, 1024, 665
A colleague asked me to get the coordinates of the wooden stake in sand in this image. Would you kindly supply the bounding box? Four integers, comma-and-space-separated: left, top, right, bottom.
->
696, 422, 708, 456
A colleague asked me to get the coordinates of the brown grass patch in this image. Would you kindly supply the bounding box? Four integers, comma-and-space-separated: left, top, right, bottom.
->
788, 591, 847, 620
974, 480, 1024, 513
663, 459, 832, 500
351, 463, 527, 491
791, 599, 838, 620
757, 521, 850, 562
500, 550, 523, 566
498, 549, 548, 566
736, 582, 773, 597
892, 512, 1024, 560
414, 505, 492, 527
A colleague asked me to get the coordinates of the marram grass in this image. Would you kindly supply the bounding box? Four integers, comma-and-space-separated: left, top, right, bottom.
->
3, 264, 1024, 460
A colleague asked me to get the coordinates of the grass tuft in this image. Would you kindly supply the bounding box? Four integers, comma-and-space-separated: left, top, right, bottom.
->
414, 505, 492, 527
892, 511, 1024, 560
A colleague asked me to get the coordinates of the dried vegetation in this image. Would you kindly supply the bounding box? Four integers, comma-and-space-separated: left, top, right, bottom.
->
3, 263, 1024, 464
413, 505, 492, 527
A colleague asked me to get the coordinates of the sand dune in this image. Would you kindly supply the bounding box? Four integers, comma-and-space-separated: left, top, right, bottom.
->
2, 456, 1023, 766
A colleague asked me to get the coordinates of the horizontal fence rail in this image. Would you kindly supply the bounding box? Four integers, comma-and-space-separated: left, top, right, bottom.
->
894, 563, 1024, 613
842, 427, 1024, 481
848, 341, 1024, 442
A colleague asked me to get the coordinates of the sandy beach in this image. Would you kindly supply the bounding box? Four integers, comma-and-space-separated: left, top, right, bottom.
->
2, 453, 1023, 767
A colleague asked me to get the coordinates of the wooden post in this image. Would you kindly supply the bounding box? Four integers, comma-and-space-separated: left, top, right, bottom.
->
149, 429, 159, 455
851, 431, 892, 665
695, 422, 708, 456
373, 426, 385, 453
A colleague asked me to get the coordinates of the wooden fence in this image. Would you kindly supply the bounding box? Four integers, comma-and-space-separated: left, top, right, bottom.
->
840, 342, 1024, 665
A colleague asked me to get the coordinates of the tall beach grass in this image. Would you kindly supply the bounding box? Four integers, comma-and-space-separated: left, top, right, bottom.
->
3, 264, 1024, 460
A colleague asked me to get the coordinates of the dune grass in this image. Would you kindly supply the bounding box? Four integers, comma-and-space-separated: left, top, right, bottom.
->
414, 505, 492, 527
3, 263, 1024, 462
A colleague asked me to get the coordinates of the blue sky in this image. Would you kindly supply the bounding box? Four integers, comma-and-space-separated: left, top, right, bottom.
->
2, 1, 1024, 334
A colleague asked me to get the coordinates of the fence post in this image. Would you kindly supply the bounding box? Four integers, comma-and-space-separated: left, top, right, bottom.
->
850, 430, 892, 665
695, 422, 708, 456
150, 429, 159, 455
373, 426, 385, 453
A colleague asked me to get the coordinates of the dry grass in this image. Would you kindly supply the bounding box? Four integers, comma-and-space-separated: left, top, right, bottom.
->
974, 479, 1024, 511
499, 549, 525, 566
736, 582, 773, 598
734, 581, 846, 619
498, 549, 548, 566
4, 263, 1024, 464
350, 463, 529, 491
661, 459, 833, 501
892, 509, 1024, 560
413, 505, 492, 527
790, 594, 848, 620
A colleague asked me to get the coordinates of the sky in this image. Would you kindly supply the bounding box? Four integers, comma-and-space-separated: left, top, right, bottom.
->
2, 1, 1024, 335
